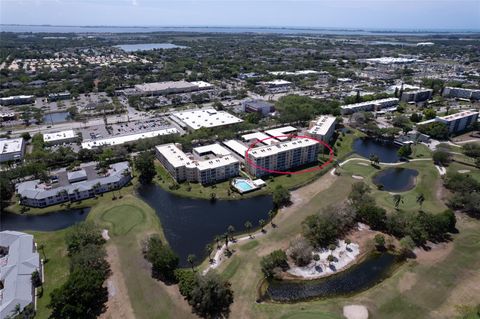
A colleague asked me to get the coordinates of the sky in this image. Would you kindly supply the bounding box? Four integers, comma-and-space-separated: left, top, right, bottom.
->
1, 0, 479, 30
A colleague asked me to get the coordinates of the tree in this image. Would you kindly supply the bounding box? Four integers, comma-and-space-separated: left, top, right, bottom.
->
399, 236, 416, 257
70, 244, 111, 280
423, 108, 437, 120
31, 270, 42, 288
145, 236, 179, 283
416, 193, 425, 210
374, 234, 386, 249
397, 144, 412, 159
417, 122, 449, 140
357, 204, 387, 230
214, 235, 221, 249
328, 243, 336, 254
244, 221, 253, 237
432, 150, 452, 166
188, 272, 234, 318
393, 194, 403, 209
259, 219, 266, 232
272, 185, 291, 208
48, 268, 108, 319
65, 221, 105, 257
302, 214, 341, 247
287, 237, 313, 266
205, 244, 214, 263
227, 225, 235, 241
174, 269, 196, 299
187, 254, 196, 272
369, 153, 380, 166
268, 210, 276, 227
345, 238, 352, 248
349, 182, 374, 208
260, 250, 289, 278
135, 151, 156, 184
21, 132, 31, 140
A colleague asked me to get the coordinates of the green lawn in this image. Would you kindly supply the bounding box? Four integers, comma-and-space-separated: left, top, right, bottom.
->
447, 162, 480, 182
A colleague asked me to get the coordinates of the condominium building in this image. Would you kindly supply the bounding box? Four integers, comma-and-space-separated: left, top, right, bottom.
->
245, 138, 320, 177
0, 138, 25, 163
442, 87, 480, 100
0, 231, 41, 318
155, 143, 240, 185
43, 130, 79, 146
0, 95, 35, 106
242, 99, 274, 116
436, 110, 479, 134
340, 98, 399, 115
307, 115, 337, 142
16, 162, 131, 207
400, 89, 433, 103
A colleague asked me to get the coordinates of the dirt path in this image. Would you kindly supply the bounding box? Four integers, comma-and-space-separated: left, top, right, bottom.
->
100, 244, 135, 319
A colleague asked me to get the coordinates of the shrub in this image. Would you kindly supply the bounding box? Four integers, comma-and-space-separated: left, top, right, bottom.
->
287, 237, 313, 266
260, 250, 289, 278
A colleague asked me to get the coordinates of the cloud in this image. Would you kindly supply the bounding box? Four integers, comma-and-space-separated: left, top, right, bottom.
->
132, 0, 138, 5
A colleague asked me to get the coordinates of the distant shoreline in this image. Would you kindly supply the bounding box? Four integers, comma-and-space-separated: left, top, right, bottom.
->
1, 24, 479, 35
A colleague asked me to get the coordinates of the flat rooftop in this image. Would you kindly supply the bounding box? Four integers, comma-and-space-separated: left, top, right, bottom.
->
0, 138, 23, 154
171, 108, 243, 130
81, 128, 178, 149
241, 132, 277, 145
193, 143, 232, 157
438, 110, 479, 122
341, 98, 399, 110
248, 138, 319, 159
43, 130, 77, 143
223, 140, 248, 158
264, 126, 298, 141
308, 115, 336, 136
134, 81, 196, 93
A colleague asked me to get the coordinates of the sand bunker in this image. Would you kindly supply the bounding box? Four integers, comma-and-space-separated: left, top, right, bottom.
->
352, 175, 364, 180
343, 305, 369, 319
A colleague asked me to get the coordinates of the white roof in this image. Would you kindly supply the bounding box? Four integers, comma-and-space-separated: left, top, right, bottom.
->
0, 95, 34, 101
223, 140, 248, 158
43, 130, 77, 143
193, 144, 231, 157
190, 81, 213, 88
0, 138, 24, 154
364, 57, 421, 64
438, 110, 479, 123
308, 115, 336, 136
248, 138, 319, 159
81, 128, 178, 149
156, 143, 238, 170
241, 132, 275, 144
341, 98, 399, 111
171, 108, 243, 130
134, 81, 196, 93
0, 231, 40, 318
268, 70, 321, 76
264, 126, 298, 141
265, 79, 292, 86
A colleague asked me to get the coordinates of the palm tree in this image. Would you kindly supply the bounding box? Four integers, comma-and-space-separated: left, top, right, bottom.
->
227, 225, 235, 241
345, 239, 351, 249
268, 210, 276, 227
393, 194, 403, 209
205, 244, 213, 263
327, 254, 335, 268
223, 232, 229, 251
328, 243, 336, 255
244, 221, 253, 238
37, 243, 47, 262
259, 219, 266, 232
214, 235, 221, 249
187, 254, 196, 272
11, 304, 21, 317
416, 193, 425, 210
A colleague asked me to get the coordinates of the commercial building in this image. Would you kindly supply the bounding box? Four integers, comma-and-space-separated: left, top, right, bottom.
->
261, 79, 292, 93
47, 91, 71, 102
442, 87, 480, 100
0, 95, 35, 106
0, 110, 17, 122
155, 143, 240, 185
307, 115, 337, 142
0, 138, 25, 163
170, 108, 243, 131
16, 162, 131, 207
0, 231, 41, 318
81, 128, 178, 149
245, 138, 320, 177
129, 80, 214, 96
43, 130, 79, 145
400, 89, 433, 103
340, 98, 399, 115
242, 99, 274, 116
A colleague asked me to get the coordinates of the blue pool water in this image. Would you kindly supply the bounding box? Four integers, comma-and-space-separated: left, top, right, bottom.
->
235, 181, 254, 192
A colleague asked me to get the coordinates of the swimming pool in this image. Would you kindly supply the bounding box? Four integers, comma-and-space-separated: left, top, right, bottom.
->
235, 180, 255, 192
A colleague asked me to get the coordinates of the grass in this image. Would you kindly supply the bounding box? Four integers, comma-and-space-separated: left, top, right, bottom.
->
447, 162, 480, 182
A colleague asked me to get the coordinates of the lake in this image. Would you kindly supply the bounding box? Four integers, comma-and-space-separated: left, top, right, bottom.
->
0, 208, 90, 232
115, 43, 187, 52
43, 111, 70, 124
265, 252, 398, 301
353, 138, 400, 163
137, 184, 272, 267
372, 168, 418, 192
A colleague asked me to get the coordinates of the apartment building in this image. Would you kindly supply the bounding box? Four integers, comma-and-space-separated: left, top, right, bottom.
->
340, 98, 399, 114
245, 138, 320, 178
400, 89, 433, 103
442, 87, 480, 100
307, 115, 337, 142
155, 143, 240, 185
436, 110, 479, 134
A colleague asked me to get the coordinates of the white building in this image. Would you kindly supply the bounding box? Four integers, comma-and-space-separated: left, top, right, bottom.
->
241, 99, 274, 116
340, 98, 399, 115
0, 138, 25, 163
0, 95, 35, 106
81, 128, 178, 149
170, 108, 243, 131
400, 89, 433, 103
442, 87, 480, 100
265, 126, 298, 141
245, 138, 320, 177
133, 81, 199, 96
307, 115, 337, 142
43, 130, 79, 145
16, 162, 131, 207
0, 231, 41, 319
435, 110, 479, 134
155, 143, 240, 185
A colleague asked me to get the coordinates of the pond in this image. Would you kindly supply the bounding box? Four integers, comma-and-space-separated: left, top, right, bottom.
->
372, 168, 419, 192
137, 184, 272, 267
265, 252, 398, 302
115, 43, 188, 52
43, 111, 70, 124
0, 208, 90, 232
353, 138, 400, 163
